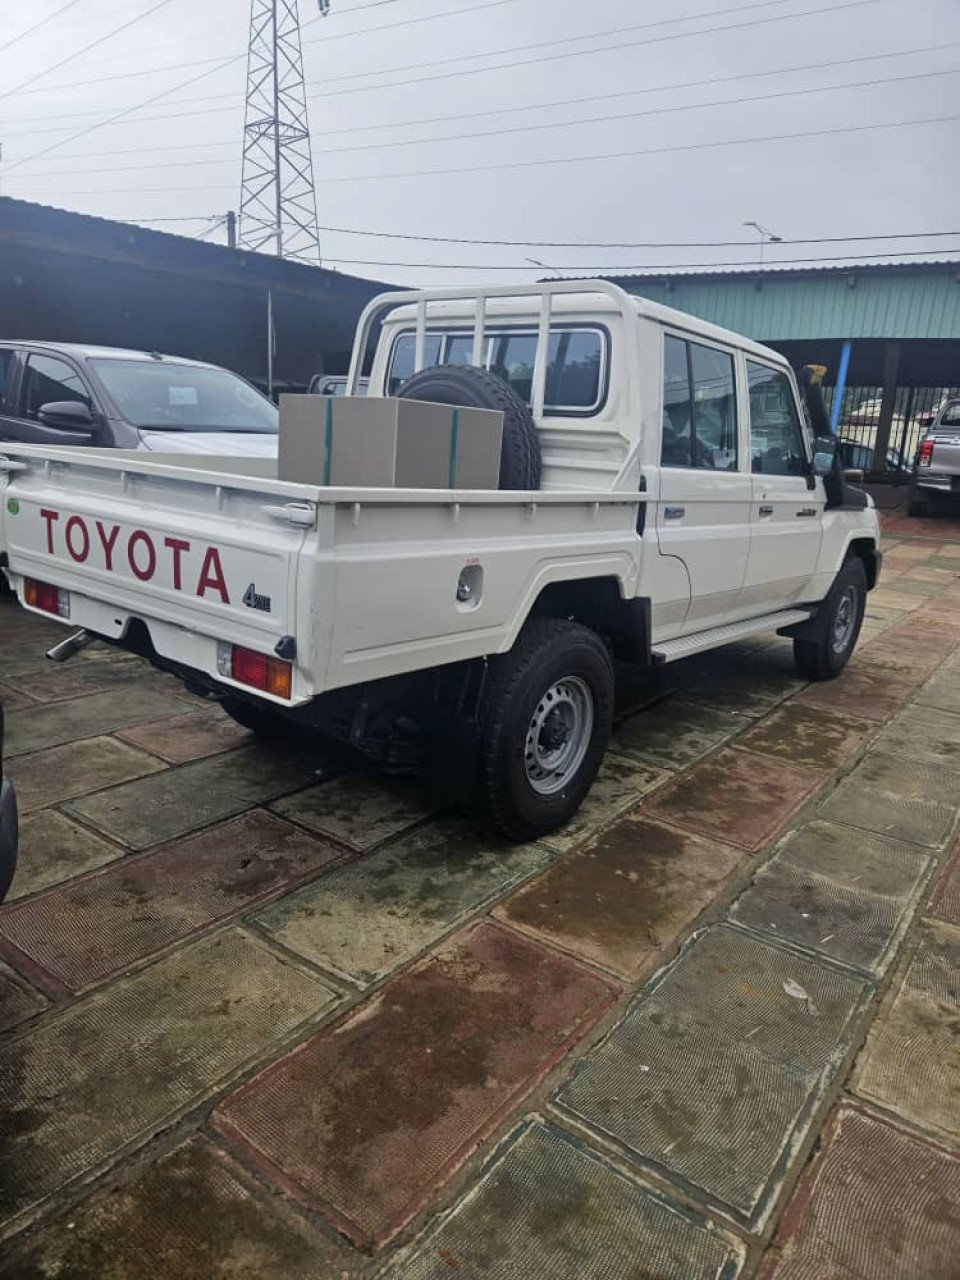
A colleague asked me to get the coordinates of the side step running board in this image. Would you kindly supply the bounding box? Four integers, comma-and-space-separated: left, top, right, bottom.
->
652, 609, 812, 664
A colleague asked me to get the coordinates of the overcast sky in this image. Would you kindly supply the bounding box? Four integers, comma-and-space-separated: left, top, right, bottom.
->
0, 0, 958, 286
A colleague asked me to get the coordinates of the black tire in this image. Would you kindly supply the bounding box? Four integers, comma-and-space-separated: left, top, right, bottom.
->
398, 364, 541, 491
473, 618, 614, 841
908, 481, 930, 518
220, 695, 291, 740
794, 556, 868, 681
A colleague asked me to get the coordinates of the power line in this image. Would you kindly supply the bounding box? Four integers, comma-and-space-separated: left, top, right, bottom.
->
10, 111, 958, 195
314, 0, 802, 86
314, 227, 960, 249
0, 0, 85, 57
0, 5, 329, 173
11, 66, 955, 179
318, 248, 960, 270
1, 39, 947, 144
304, 0, 886, 101
9, 0, 511, 98
0, 1, 175, 104
310, 67, 960, 156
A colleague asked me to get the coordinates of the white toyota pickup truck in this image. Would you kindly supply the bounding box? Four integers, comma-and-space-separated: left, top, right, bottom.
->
0, 282, 881, 841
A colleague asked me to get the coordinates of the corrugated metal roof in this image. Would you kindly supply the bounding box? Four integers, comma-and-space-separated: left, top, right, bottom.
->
571, 261, 960, 342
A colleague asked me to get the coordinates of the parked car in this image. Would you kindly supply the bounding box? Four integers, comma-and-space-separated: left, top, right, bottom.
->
836, 439, 910, 478
0, 704, 16, 903
308, 374, 369, 396
0, 342, 278, 456
0, 281, 881, 842
908, 398, 960, 515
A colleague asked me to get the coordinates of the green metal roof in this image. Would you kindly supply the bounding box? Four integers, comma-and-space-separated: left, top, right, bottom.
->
605, 262, 960, 342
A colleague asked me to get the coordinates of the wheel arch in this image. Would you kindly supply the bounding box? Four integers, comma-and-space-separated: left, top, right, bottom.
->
526, 574, 652, 665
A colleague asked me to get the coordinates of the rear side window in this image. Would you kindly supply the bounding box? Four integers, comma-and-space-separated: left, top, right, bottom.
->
387, 327, 605, 412
660, 335, 738, 471
20, 354, 92, 420
747, 362, 807, 476
0, 349, 13, 412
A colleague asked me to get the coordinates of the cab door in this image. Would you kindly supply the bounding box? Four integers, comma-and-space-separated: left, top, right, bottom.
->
654, 333, 752, 636
740, 360, 823, 613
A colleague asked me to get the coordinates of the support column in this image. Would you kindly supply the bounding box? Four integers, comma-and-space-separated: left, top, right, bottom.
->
830, 340, 853, 434
872, 340, 902, 475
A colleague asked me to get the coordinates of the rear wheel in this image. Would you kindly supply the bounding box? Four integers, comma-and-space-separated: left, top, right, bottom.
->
908, 481, 930, 518
473, 618, 614, 841
794, 557, 867, 681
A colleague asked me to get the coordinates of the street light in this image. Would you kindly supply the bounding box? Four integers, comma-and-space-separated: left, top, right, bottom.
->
743, 220, 783, 265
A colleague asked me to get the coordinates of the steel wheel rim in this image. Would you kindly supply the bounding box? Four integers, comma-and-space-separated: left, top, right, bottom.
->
831, 585, 859, 655
524, 675, 594, 797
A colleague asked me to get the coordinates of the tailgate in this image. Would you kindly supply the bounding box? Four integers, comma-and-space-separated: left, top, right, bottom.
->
930, 433, 960, 475
1, 456, 315, 683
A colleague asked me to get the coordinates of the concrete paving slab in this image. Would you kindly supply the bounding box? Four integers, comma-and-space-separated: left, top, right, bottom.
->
6, 736, 166, 814
214, 923, 616, 1250
609, 698, 744, 771
554, 926, 870, 1229
682, 666, 804, 718
6, 810, 124, 901
12, 658, 170, 704
254, 818, 554, 986
0, 929, 338, 1235
882, 578, 942, 598
852, 920, 960, 1143
494, 814, 743, 981
871, 704, 960, 770
0, 959, 47, 1033
4, 688, 192, 758
539, 754, 670, 854
117, 708, 252, 763
766, 1102, 960, 1280
729, 820, 932, 977
63, 743, 325, 849
0, 681, 36, 713
644, 748, 822, 851
928, 836, 960, 925
866, 589, 922, 613
796, 663, 921, 721
270, 771, 431, 852
0, 811, 342, 992
737, 704, 875, 772
910, 566, 958, 584
390, 1120, 745, 1280
817, 753, 959, 848
0, 1136, 351, 1280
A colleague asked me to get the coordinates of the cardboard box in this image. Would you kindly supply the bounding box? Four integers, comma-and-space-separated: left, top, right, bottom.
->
279, 395, 504, 490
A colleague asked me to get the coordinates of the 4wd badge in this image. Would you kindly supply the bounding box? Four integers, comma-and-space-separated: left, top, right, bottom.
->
242, 582, 272, 612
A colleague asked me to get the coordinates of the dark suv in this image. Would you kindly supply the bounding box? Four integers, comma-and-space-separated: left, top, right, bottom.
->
0, 341, 278, 456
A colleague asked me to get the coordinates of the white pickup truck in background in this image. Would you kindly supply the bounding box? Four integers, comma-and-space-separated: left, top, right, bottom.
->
0, 282, 881, 840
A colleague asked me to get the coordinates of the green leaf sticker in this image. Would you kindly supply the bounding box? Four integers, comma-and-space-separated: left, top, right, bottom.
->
6, 498, 19, 515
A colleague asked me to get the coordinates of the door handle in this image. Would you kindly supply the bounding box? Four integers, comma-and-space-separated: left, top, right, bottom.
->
796, 508, 818, 518
663, 505, 685, 520
758, 504, 774, 518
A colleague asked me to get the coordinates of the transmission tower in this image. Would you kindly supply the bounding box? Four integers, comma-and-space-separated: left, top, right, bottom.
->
239, 0, 323, 263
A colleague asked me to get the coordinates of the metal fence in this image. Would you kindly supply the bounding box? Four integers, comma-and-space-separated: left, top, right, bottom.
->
821, 385, 960, 476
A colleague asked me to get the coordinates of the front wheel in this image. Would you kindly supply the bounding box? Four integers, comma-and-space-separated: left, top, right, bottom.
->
473, 618, 614, 841
794, 557, 867, 681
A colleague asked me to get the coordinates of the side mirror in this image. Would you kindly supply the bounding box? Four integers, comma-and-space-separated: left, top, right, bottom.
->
812, 436, 838, 475
37, 401, 94, 435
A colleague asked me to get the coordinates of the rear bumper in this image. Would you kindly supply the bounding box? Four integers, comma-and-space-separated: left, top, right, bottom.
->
0, 777, 17, 903
915, 472, 960, 493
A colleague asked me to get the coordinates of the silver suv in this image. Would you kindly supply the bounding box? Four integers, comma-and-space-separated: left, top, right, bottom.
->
909, 399, 960, 516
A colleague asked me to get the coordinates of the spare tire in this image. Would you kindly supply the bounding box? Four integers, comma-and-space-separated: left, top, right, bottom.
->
397, 363, 541, 491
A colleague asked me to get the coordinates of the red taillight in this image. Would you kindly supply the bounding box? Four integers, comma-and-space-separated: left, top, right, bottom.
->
217, 643, 292, 700
919, 439, 934, 466
24, 578, 70, 618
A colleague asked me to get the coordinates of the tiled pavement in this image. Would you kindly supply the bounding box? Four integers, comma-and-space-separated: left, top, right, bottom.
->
1, 508, 960, 1277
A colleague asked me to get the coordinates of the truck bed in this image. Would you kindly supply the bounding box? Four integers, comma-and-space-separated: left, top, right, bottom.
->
0, 447, 644, 705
